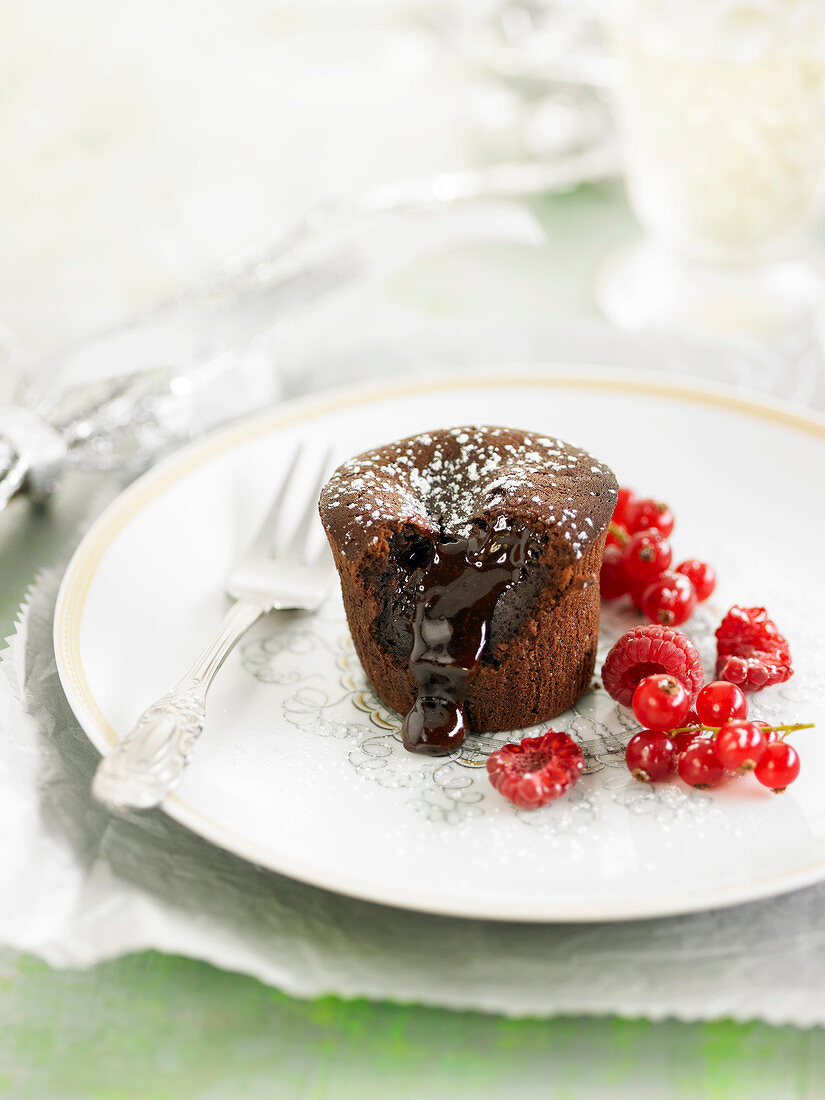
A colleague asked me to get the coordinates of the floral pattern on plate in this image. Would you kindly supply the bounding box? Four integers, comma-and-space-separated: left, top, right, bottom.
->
239, 593, 749, 829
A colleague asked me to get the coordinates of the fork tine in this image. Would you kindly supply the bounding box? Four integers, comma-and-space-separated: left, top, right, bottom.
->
280, 446, 335, 559
246, 442, 304, 557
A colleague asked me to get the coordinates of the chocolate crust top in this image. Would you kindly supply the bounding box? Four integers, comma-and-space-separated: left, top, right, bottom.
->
319, 424, 618, 563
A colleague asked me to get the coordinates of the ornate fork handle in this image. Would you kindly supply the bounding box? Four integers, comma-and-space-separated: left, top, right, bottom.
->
92, 596, 266, 811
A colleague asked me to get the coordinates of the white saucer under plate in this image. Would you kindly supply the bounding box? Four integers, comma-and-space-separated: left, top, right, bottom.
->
54, 370, 825, 922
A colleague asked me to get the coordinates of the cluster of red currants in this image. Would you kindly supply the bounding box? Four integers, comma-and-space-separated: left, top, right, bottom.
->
626, 675, 810, 793
601, 487, 715, 627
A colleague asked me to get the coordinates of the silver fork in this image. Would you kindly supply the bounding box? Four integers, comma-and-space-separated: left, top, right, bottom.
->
92, 443, 334, 813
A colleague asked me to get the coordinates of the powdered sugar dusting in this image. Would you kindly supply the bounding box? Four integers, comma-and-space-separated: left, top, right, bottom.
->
320, 425, 617, 560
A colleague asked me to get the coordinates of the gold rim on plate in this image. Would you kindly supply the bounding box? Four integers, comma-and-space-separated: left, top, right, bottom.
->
52, 369, 825, 920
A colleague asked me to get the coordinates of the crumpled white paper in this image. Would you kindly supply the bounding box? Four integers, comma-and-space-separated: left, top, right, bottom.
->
4, 546, 825, 1027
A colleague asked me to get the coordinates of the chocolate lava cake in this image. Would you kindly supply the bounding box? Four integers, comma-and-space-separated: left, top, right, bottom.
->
319, 426, 617, 756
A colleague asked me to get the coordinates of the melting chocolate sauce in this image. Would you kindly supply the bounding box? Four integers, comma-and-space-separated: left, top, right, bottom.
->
401, 519, 535, 756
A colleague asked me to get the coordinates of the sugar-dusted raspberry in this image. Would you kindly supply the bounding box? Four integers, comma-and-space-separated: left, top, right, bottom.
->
601, 624, 704, 707
486, 730, 584, 810
715, 606, 793, 693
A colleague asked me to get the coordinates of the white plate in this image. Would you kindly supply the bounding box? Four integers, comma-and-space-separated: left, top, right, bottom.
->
55, 370, 825, 922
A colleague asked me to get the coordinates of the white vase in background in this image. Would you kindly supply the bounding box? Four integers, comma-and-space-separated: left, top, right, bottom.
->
596, 0, 825, 339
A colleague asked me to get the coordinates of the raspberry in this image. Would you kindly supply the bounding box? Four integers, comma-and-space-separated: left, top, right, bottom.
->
715, 606, 793, 693
486, 730, 584, 810
601, 624, 704, 707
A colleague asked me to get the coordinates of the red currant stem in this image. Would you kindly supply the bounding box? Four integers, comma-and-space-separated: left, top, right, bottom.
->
608, 522, 629, 546
773, 722, 816, 739
665, 721, 815, 736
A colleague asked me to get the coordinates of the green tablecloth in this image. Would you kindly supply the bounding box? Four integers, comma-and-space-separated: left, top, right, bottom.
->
5, 952, 825, 1100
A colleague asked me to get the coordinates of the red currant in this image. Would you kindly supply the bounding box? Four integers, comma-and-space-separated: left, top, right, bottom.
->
606, 523, 629, 549
715, 720, 767, 773
612, 487, 637, 527
625, 498, 674, 537
641, 572, 698, 627
628, 577, 649, 610
677, 740, 724, 789
625, 731, 677, 782
761, 723, 780, 744
623, 531, 672, 585
695, 681, 748, 727
600, 545, 628, 600
675, 559, 716, 602
754, 741, 800, 793
632, 673, 691, 732
672, 729, 703, 756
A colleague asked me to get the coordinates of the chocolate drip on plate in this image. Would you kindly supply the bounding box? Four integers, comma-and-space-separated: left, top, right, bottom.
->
402, 520, 536, 755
